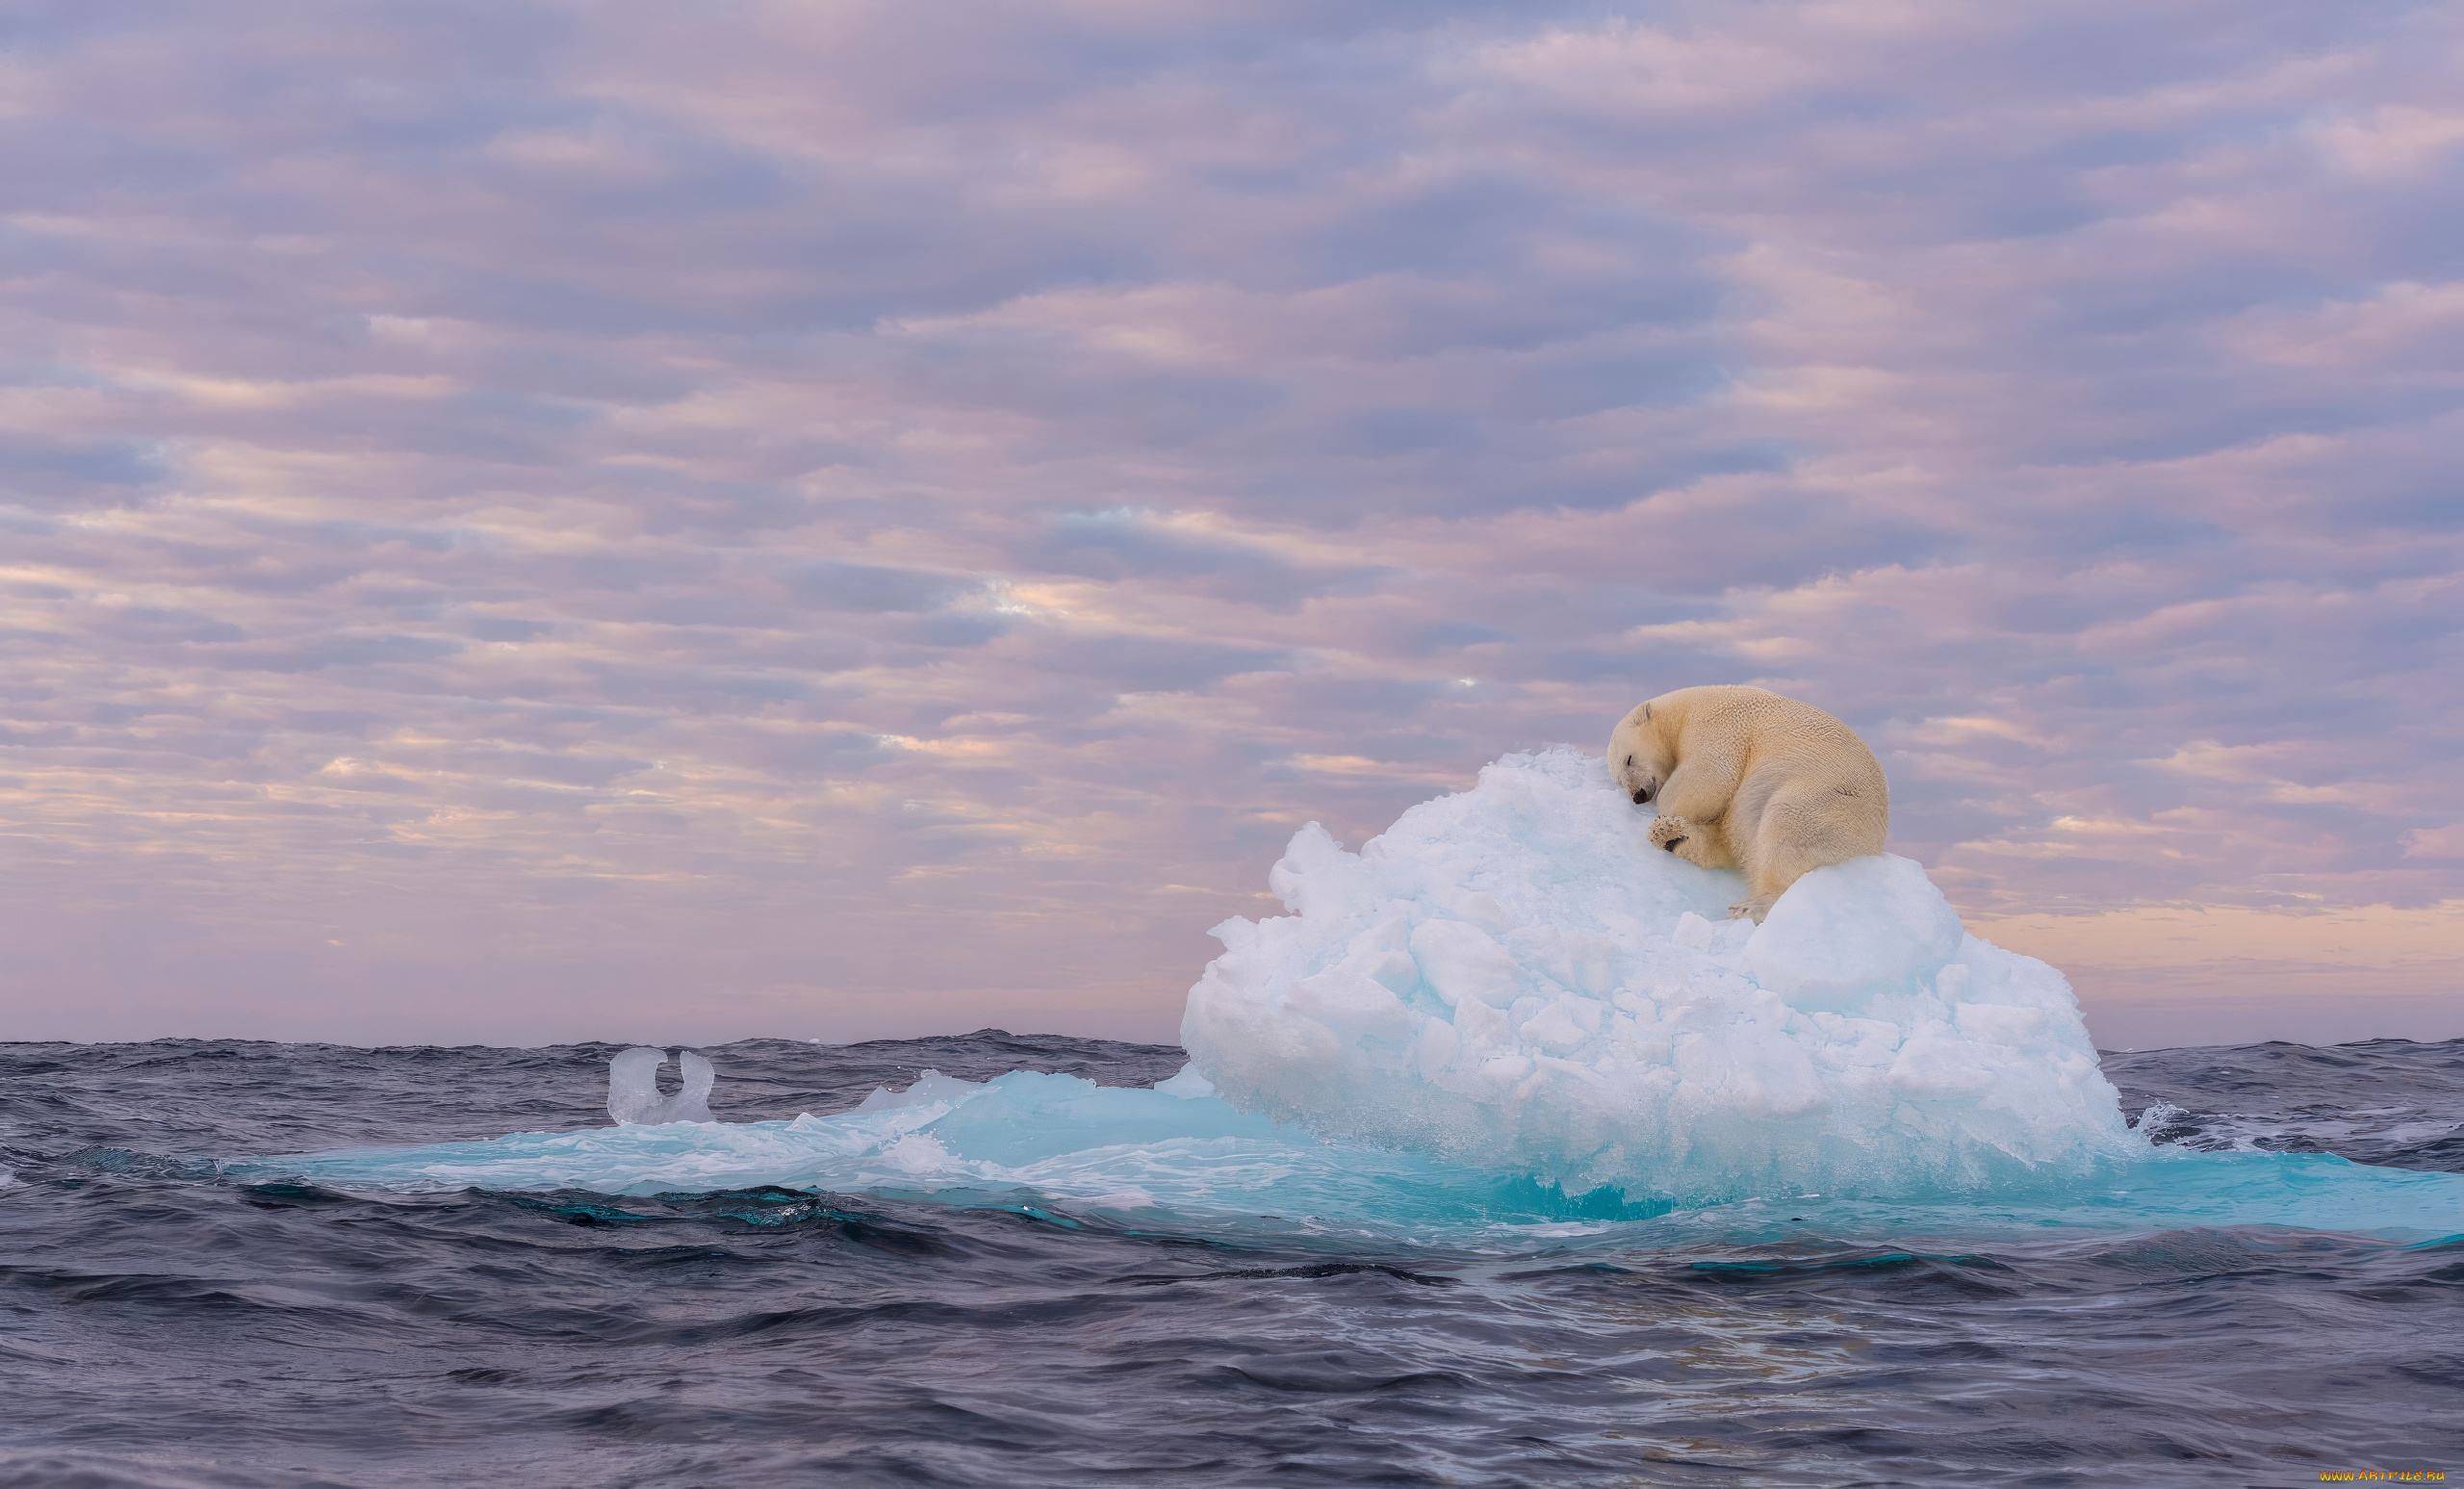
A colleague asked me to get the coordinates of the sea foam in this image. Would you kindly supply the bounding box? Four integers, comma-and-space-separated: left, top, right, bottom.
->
1181, 746, 2140, 1201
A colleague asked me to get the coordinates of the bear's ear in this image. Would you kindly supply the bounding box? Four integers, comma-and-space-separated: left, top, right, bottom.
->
1642, 702, 1653, 722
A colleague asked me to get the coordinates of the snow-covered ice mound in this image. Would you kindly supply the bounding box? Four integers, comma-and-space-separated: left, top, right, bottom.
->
1181, 745, 2140, 1202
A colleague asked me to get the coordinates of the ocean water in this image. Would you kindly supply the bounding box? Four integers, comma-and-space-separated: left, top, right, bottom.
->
2, 1031, 2459, 1488
8, 757, 2460, 1484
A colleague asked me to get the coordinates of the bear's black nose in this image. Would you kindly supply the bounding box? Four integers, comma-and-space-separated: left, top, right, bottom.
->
1631, 787, 1652, 805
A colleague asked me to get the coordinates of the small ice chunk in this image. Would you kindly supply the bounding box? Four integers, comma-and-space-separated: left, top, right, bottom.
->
881, 1133, 952, 1172
606, 1047, 717, 1124
854, 1069, 983, 1112
1519, 994, 1599, 1053
1887, 1027, 1997, 1096
1154, 1064, 1218, 1098
2132, 1099, 2194, 1140
1409, 917, 1521, 1008
1743, 854, 1964, 1013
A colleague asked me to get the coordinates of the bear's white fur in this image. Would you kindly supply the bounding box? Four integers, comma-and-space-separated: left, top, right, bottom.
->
1607, 684, 1889, 922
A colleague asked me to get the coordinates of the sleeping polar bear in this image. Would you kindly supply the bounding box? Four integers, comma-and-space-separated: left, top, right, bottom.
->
1608, 684, 1889, 923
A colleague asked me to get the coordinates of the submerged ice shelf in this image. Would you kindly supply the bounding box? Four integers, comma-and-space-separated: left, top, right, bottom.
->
243, 1066, 1651, 1238
243, 1064, 2464, 1245
238, 748, 2464, 1245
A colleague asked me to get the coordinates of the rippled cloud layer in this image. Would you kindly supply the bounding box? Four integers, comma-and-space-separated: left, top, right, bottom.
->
4, 0, 2459, 1045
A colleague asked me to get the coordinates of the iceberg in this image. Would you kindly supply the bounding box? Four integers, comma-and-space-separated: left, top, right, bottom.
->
1181, 746, 2141, 1202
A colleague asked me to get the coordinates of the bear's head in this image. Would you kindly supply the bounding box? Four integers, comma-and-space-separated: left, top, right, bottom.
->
1607, 697, 1675, 806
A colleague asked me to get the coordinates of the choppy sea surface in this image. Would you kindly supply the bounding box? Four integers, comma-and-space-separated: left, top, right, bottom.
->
2, 1032, 2459, 1488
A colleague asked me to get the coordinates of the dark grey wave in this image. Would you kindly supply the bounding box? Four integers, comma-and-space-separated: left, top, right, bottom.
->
1, 1034, 2457, 1486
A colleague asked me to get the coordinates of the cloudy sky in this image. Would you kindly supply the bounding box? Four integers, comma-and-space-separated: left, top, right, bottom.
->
4, 0, 2459, 1049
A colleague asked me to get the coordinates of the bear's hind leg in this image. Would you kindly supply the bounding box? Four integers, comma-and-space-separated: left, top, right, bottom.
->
1732, 793, 1864, 921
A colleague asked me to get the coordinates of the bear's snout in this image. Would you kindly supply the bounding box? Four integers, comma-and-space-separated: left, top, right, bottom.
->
1630, 783, 1656, 805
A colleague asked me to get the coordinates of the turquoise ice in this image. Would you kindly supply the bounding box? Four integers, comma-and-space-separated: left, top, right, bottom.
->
243, 1064, 2464, 1245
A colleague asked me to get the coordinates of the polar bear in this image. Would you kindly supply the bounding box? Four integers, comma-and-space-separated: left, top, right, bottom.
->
1607, 684, 1888, 922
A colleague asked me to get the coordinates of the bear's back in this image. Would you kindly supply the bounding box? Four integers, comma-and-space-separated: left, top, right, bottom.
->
1675, 685, 1884, 791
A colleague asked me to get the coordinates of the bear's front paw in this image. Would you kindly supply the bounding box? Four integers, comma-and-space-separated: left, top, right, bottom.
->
1647, 815, 1693, 853
1727, 896, 1775, 924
